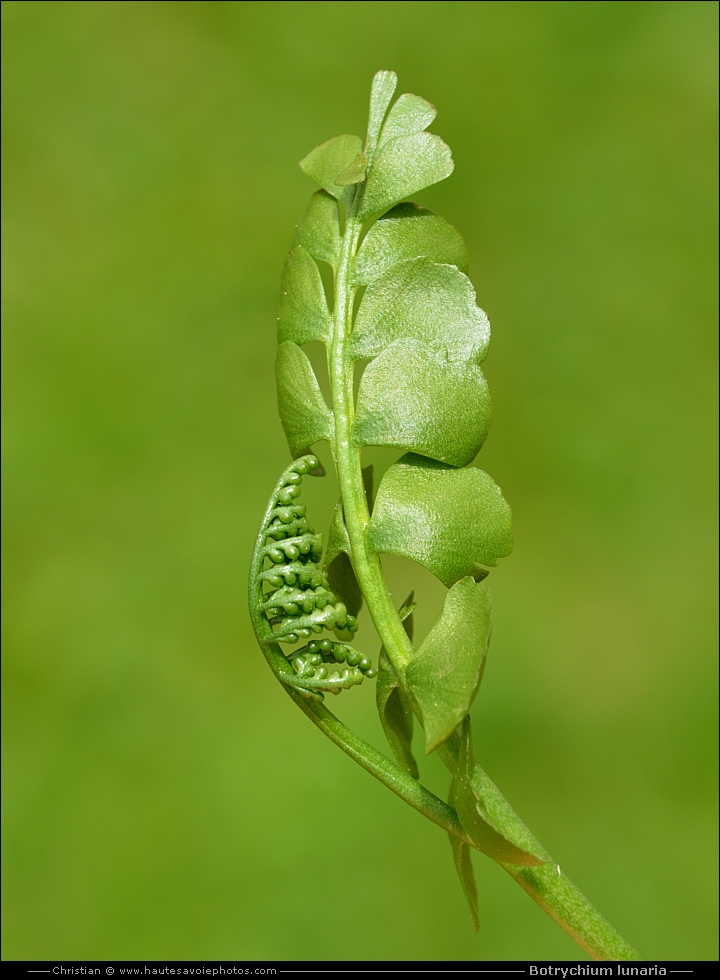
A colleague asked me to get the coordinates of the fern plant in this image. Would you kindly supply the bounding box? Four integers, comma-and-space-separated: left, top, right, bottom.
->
249, 70, 639, 961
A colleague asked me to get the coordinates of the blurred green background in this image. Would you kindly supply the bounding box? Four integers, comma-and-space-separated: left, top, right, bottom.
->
2, 0, 717, 962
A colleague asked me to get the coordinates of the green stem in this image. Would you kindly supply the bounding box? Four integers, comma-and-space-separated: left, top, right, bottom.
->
329, 194, 413, 681
320, 187, 641, 961
252, 639, 640, 960
503, 863, 641, 961
248, 481, 466, 843
285, 668, 468, 840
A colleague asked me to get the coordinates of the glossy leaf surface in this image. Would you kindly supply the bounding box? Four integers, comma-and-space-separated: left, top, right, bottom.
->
353, 203, 468, 284
292, 191, 341, 268
349, 257, 490, 364
406, 577, 491, 753
379, 93, 437, 146
451, 718, 547, 866
335, 152, 368, 185
277, 246, 331, 346
365, 70, 397, 161
359, 132, 454, 219
353, 339, 492, 466
368, 455, 513, 587
299, 134, 363, 206
276, 342, 332, 457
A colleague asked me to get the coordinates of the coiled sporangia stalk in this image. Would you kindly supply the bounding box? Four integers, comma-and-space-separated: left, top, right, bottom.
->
249, 70, 640, 960
252, 455, 374, 697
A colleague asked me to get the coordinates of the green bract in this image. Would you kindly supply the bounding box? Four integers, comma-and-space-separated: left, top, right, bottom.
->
249, 71, 641, 960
